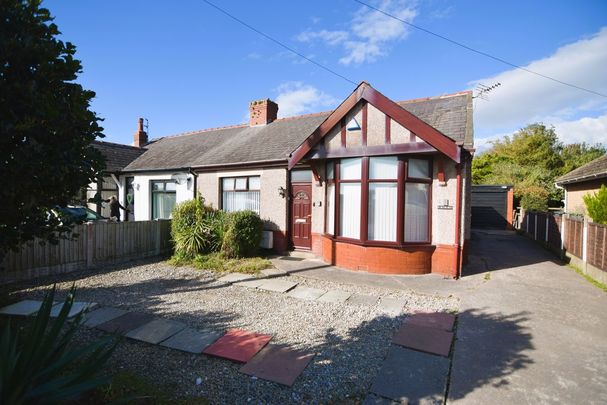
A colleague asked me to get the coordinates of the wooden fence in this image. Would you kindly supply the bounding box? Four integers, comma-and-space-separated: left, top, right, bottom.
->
1, 220, 172, 284
520, 211, 606, 284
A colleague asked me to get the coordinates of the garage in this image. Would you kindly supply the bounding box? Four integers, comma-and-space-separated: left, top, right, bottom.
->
471, 185, 514, 229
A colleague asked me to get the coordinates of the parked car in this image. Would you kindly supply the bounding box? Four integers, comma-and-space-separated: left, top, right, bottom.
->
55, 206, 108, 223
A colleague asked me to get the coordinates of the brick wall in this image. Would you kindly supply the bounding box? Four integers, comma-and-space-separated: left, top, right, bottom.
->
315, 234, 457, 276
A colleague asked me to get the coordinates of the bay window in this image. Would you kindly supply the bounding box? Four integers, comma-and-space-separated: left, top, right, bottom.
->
339, 158, 362, 239
221, 176, 260, 213
325, 156, 432, 245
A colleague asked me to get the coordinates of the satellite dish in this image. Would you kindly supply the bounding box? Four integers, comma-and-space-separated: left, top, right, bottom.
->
170, 173, 188, 185
346, 118, 361, 131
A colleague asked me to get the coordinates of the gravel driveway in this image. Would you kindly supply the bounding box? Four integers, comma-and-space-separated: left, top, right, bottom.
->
5, 260, 458, 404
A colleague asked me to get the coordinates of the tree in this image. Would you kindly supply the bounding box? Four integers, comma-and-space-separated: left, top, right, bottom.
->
0, 0, 105, 257
472, 123, 606, 210
584, 185, 607, 224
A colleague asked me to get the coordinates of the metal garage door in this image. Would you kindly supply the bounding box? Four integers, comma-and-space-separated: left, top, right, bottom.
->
471, 185, 511, 229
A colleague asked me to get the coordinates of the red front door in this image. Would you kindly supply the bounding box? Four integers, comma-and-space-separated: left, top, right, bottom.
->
291, 183, 312, 249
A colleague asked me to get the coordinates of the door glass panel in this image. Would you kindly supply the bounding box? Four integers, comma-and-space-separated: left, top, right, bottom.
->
291, 170, 312, 182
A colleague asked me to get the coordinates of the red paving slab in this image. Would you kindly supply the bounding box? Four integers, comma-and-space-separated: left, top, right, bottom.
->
203, 329, 272, 363
240, 344, 315, 386
406, 312, 456, 332
392, 323, 454, 357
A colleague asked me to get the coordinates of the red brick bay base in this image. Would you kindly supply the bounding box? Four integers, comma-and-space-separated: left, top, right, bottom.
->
311, 233, 458, 277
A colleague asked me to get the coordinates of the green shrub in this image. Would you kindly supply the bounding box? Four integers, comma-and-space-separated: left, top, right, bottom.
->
221, 210, 264, 258
171, 197, 218, 258
520, 186, 549, 211
0, 285, 117, 404
584, 185, 607, 224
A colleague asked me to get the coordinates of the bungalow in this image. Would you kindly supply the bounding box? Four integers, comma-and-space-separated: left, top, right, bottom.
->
555, 154, 607, 215
119, 82, 474, 277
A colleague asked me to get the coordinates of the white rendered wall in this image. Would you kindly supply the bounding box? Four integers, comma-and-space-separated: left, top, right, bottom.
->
119, 172, 195, 221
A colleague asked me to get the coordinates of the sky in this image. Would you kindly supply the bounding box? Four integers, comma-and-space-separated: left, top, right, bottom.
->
45, 0, 607, 152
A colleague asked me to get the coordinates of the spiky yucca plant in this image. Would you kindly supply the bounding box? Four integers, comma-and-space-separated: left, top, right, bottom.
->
0, 285, 117, 404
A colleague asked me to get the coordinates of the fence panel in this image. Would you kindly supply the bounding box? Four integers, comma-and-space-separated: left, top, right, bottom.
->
588, 222, 607, 271
564, 217, 583, 258
1, 220, 171, 283
547, 214, 562, 252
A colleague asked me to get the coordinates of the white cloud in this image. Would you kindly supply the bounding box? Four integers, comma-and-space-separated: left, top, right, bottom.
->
296, 0, 417, 65
297, 29, 349, 46
472, 27, 607, 139
274, 82, 338, 117
553, 113, 607, 145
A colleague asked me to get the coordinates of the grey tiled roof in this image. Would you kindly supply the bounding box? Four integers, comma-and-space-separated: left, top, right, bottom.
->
124, 92, 473, 172
397, 92, 473, 149
92, 140, 146, 172
556, 154, 607, 185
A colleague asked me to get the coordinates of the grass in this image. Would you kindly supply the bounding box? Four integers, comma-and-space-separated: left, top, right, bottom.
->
567, 264, 607, 293
81, 371, 207, 404
168, 252, 272, 274
484, 272, 491, 281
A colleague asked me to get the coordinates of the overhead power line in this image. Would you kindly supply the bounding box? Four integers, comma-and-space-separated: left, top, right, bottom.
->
201, 0, 357, 86
353, 0, 607, 98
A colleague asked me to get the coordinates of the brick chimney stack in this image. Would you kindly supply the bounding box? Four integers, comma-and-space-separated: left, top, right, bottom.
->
133, 117, 148, 147
249, 99, 278, 126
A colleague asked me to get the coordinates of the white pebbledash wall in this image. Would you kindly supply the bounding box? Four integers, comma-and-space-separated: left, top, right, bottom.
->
118, 172, 195, 221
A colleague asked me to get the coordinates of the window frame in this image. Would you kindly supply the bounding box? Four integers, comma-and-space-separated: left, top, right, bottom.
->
150, 179, 177, 220
324, 156, 432, 246
220, 175, 261, 213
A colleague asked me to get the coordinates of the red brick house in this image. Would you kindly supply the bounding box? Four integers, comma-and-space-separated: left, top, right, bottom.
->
119, 82, 474, 277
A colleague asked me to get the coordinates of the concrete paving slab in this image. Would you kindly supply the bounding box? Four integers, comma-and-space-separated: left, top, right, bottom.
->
378, 297, 405, 315
82, 307, 129, 328
125, 318, 187, 344
260, 268, 287, 277
370, 345, 449, 404
50, 302, 98, 318
258, 279, 298, 293
240, 344, 315, 386
217, 273, 253, 283
392, 323, 453, 357
317, 290, 353, 303
347, 293, 379, 306
286, 286, 326, 301
234, 278, 266, 289
203, 329, 272, 363
96, 312, 156, 335
406, 312, 456, 332
0, 300, 44, 316
160, 327, 222, 354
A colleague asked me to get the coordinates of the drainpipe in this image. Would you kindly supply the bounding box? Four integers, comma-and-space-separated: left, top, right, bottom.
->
189, 169, 198, 198
453, 162, 462, 278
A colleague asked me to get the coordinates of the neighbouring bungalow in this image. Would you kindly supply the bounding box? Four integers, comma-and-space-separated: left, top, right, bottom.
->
556, 154, 607, 215
118, 82, 474, 277
87, 140, 146, 219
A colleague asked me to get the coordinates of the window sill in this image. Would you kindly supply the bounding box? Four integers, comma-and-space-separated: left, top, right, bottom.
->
322, 234, 433, 250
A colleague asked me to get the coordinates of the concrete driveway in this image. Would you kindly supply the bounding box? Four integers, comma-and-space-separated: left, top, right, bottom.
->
449, 229, 607, 404
273, 230, 607, 403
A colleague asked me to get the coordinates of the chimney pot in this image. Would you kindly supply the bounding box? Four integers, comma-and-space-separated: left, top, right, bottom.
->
133, 117, 148, 148
249, 99, 278, 126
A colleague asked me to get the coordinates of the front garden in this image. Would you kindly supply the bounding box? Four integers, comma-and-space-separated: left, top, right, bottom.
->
168, 198, 272, 274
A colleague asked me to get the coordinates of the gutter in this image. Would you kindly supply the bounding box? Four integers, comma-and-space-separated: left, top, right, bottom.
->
555, 171, 607, 186
119, 167, 192, 175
